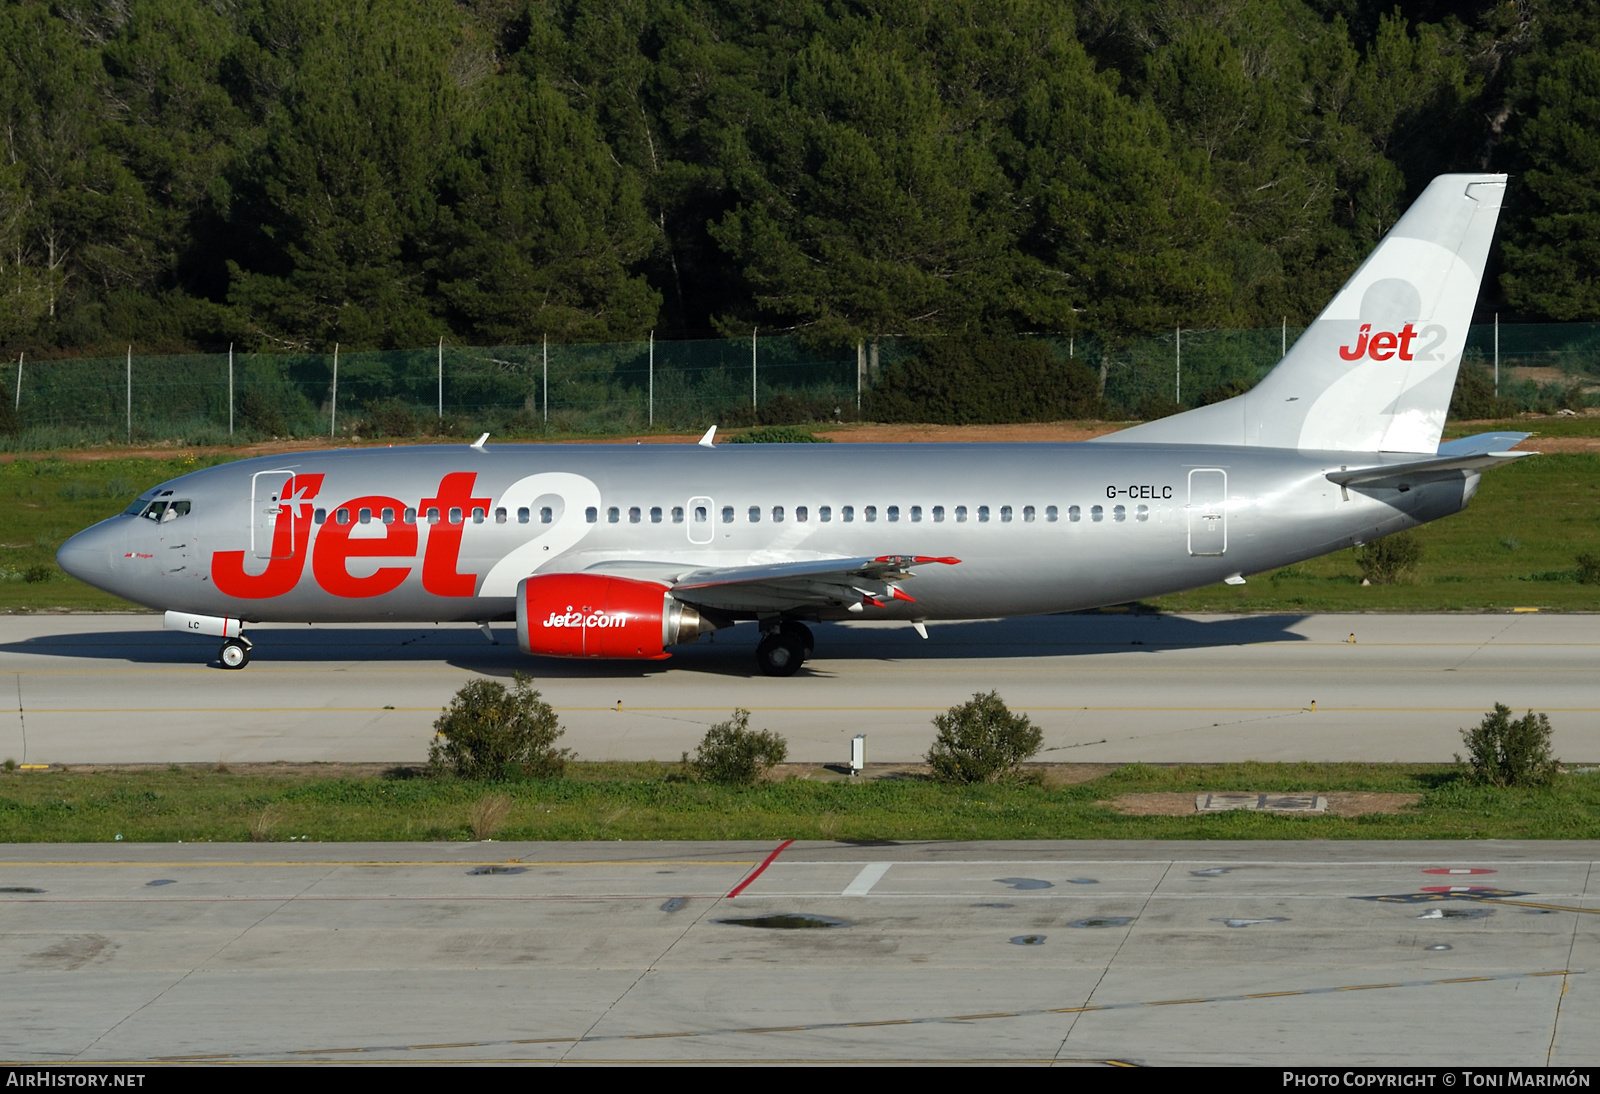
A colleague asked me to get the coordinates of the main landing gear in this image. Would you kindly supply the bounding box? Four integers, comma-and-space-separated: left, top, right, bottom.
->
756, 621, 814, 677
219, 636, 252, 670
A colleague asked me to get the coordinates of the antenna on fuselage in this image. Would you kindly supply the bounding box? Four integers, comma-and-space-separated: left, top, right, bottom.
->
470, 433, 489, 451
697, 425, 716, 448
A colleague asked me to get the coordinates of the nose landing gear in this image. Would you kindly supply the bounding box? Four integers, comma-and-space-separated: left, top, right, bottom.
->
219, 636, 252, 670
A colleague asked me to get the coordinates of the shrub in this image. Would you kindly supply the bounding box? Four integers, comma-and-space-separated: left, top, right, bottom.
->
726, 425, 833, 444
363, 399, 420, 438
1355, 531, 1422, 584
1577, 553, 1600, 585
238, 387, 288, 436
468, 793, 513, 839
926, 691, 1043, 784
429, 673, 570, 780
1456, 703, 1560, 787
22, 564, 55, 584
684, 709, 788, 785
867, 337, 1105, 424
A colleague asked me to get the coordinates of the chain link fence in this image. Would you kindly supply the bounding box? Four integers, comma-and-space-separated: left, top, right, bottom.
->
4, 324, 1596, 448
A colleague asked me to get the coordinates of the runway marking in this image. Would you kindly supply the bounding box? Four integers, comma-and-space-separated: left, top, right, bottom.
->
139, 968, 1583, 1063
842, 862, 893, 896
726, 839, 794, 897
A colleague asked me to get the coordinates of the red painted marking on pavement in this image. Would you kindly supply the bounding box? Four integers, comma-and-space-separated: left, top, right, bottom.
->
726, 839, 794, 898
1421, 885, 1492, 893
1423, 868, 1496, 876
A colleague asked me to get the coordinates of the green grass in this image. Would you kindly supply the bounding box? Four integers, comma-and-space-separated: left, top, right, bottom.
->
2, 762, 1597, 842
4, 449, 1598, 614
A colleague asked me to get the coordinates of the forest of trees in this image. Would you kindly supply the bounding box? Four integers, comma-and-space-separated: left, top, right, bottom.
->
4, 0, 1600, 359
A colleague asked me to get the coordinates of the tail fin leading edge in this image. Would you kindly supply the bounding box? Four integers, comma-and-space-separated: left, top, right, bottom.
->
1098, 174, 1507, 453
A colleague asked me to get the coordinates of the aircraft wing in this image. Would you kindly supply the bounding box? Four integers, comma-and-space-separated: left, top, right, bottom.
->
662, 554, 960, 613
1435, 431, 1532, 456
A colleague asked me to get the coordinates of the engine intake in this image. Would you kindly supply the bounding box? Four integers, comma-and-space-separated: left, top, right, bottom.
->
516, 574, 712, 659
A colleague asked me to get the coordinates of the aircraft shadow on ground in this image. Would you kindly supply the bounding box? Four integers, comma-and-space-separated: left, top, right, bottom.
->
0, 613, 1311, 679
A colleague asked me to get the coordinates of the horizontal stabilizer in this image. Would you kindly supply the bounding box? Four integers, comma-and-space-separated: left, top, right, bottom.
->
1326, 450, 1532, 489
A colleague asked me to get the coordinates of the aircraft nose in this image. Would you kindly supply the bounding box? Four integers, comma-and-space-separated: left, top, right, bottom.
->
56, 522, 119, 587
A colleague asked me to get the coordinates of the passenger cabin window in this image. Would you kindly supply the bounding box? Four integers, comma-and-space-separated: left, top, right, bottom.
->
721, 506, 734, 523
933, 506, 945, 523
796, 506, 808, 522
865, 506, 877, 522
820, 506, 832, 522
472, 507, 486, 524
494, 507, 506, 524
517, 507, 529, 524
358, 508, 372, 524
541, 507, 553, 524
748, 506, 760, 523
314, 508, 326, 525
607, 507, 620, 524
910, 505, 922, 522
1136, 504, 1149, 522
1113, 505, 1126, 522
1046, 505, 1058, 523
978, 505, 990, 523
842, 506, 854, 522
1023, 505, 1035, 523
887, 505, 899, 522
448, 507, 463, 525
1000, 505, 1012, 523
675, 506, 687, 524
585, 507, 598, 523
404, 507, 417, 524
691, 505, 705, 524
955, 506, 967, 522
651, 507, 663, 524
1067, 505, 1079, 522
1091, 505, 1103, 522
629, 507, 641, 524
382, 508, 396, 525
773, 506, 784, 522
336, 508, 351, 525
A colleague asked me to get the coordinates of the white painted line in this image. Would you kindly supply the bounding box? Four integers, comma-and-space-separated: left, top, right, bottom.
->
842, 862, 893, 897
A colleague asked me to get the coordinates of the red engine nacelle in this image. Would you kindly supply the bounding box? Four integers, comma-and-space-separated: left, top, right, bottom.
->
516, 574, 711, 659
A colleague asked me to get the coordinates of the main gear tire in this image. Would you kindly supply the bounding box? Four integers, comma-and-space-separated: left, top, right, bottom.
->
219, 639, 251, 669
756, 632, 805, 677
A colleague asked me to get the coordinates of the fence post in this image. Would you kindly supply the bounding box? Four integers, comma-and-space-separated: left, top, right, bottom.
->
542, 334, 548, 427
751, 327, 757, 412
1174, 326, 1181, 404
438, 336, 443, 419
1281, 317, 1286, 358
228, 343, 234, 436
856, 340, 864, 413
13, 352, 20, 411
1494, 313, 1499, 396
126, 346, 132, 442
649, 330, 654, 427
330, 342, 338, 437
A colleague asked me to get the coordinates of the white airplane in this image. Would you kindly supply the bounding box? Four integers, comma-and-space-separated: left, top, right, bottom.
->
58, 173, 1527, 675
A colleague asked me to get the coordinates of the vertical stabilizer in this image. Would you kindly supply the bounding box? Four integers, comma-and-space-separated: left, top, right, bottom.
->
1097, 174, 1507, 453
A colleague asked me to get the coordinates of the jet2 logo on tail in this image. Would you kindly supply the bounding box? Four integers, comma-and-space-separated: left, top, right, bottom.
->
1339, 323, 1447, 362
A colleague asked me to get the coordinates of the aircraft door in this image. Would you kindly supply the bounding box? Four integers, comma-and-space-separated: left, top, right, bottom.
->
1187, 469, 1227, 556
251, 470, 295, 559
687, 496, 714, 545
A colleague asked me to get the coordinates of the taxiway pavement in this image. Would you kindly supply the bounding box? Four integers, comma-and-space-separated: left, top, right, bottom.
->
1, 612, 1597, 765
0, 840, 1594, 1065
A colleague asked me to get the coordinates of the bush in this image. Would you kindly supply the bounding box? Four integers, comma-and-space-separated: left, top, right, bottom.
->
22, 564, 55, 584
429, 673, 570, 780
926, 691, 1042, 784
867, 337, 1105, 424
237, 387, 289, 436
1577, 552, 1600, 585
684, 709, 788, 785
726, 425, 833, 444
1456, 703, 1560, 787
1355, 531, 1422, 584
363, 399, 420, 438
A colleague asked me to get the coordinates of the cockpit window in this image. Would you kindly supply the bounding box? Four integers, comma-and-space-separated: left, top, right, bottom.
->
137, 499, 191, 522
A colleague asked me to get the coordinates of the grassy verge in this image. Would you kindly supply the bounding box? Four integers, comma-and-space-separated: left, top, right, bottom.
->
3, 762, 1597, 842
4, 448, 1598, 614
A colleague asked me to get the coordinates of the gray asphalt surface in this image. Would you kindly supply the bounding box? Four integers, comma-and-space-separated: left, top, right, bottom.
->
1, 840, 1594, 1065
2, 612, 1596, 764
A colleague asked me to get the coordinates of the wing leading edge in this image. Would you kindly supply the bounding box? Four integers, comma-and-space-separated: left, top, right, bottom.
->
662, 554, 960, 614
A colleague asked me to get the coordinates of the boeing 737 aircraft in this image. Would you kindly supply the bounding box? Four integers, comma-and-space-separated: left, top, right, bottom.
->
58, 173, 1528, 676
